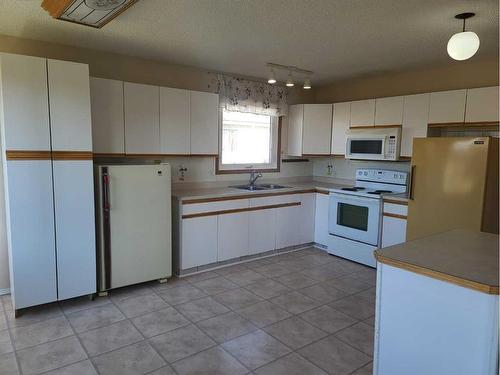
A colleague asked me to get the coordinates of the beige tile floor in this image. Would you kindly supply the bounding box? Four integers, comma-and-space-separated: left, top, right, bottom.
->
0, 247, 376, 375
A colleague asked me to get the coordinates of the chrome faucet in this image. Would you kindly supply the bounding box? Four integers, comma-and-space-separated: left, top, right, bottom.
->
249, 170, 263, 187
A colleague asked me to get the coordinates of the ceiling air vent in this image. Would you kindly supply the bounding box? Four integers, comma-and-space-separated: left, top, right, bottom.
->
41, 0, 139, 28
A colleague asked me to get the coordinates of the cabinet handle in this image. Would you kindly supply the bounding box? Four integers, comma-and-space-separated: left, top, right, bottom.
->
408, 165, 416, 200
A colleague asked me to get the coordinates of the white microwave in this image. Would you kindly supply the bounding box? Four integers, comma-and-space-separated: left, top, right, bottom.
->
345, 127, 401, 161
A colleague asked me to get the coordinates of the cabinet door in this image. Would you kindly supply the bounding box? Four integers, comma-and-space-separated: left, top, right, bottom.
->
190, 91, 219, 155
428, 89, 466, 124
375, 96, 404, 126
350, 99, 375, 127
124, 82, 160, 154
218, 212, 249, 261
0, 53, 50, 150
401, 93, 429, 157
302, 104, 332, 155
53, 160, 96, 300
276, 204, 301, 249
160, 87, 190, 154
6, 161, 57, 309
331, 102, 350, 155
287, 104, 304, 156
314, 193, 329, 246
90, 77, 124, 154
249, 208, 276, 255
181, 216, 217, 269
47, 60, 92, 151
465, 86, 499, 123
381, 216, 407, 248
298, 193, 315, 244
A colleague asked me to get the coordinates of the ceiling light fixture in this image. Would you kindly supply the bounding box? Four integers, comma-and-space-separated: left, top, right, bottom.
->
266, 63, 313, 89
447, 12, 480, 61
268, 69, 277, 84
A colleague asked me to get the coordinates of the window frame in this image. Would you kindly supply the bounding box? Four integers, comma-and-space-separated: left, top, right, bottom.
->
215, 110, 281, 174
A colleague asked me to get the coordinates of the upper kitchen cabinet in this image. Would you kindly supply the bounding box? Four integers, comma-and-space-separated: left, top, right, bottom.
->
287, 104, 332, 156
190, 91, 219, 155
160, 87, 190, 155
401, 93, 429, 157
350, 99, 375, 127
465, 86, 499, 123
0, 53, 51, 151
428, 89, 466, 125
47, 60, 92, 151
303, 104, 332, 155
331, 102, 351, 155
90, 78, 125, 154
287, 104, 303, 156
124, 82, 160, 154
375, 96, 404, 126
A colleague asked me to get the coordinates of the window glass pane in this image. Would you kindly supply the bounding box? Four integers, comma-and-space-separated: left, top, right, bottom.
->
350, 140, 383, 154
337, 203, 368, 231
221, 110, 272, 165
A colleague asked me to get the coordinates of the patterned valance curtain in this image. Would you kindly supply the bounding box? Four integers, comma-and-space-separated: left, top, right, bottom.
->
214, 74, 288, 117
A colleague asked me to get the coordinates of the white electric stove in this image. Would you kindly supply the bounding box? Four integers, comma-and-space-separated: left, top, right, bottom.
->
328, 169, 408, 267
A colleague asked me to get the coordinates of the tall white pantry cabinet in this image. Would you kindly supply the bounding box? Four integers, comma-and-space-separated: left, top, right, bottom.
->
0, 53, 96, 312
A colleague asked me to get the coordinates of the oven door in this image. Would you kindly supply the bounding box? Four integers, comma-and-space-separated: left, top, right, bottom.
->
345, 135, 387, 160
328, 193, 381, 246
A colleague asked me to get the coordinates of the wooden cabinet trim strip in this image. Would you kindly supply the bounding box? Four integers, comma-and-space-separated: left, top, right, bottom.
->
52, 151, 93, 160
182, 201, 301, 219
93, 153, 219, 158
383, 198, 408, 206
428, 121, 500, 128
316, 189, 330, 195
349, 124, 402, 130
182, 189, 316, 204
6, 150, 52, 160
375, 252, 499, 295
382, 212, 407, 220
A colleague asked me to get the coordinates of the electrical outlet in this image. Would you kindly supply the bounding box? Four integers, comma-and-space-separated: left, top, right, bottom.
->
327, 164, 333, 176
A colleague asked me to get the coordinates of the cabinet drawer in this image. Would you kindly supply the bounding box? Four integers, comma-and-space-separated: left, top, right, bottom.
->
383, 202, 408, 216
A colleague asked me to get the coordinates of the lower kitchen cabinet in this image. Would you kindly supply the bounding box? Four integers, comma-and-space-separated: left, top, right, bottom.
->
52, 160, 96, 300
218, 212, 249, 261
275, 204, 301, 249
181, 216, 218, 269
5, 160, 57, 309
249, 207, 276, 255
314, 192, 330, 246
381, 201, 408, 248
298, 193, 315, 244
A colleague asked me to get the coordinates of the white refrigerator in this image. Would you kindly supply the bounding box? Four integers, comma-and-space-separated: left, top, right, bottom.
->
95, 164, 172, 292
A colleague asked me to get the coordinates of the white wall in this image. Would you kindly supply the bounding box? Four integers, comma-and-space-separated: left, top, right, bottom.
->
0, 145, 9, 292
313, 157, 410, 181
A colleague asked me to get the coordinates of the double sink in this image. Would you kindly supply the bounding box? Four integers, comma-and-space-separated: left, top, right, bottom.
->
230, 183, 290, 191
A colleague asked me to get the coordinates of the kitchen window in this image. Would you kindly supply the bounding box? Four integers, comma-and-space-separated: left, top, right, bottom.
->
216, 110, 279, 173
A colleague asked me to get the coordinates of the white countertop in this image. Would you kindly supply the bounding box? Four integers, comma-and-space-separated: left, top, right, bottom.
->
172, 179, 352, 201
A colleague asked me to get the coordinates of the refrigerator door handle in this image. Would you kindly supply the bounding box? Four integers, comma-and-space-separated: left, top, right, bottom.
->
101, 168, 112, 290
408, 165, 416, 200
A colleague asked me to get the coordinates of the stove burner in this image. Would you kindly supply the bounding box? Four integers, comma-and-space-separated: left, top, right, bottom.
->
367, 190, 393, 195
341, 187, 366, 191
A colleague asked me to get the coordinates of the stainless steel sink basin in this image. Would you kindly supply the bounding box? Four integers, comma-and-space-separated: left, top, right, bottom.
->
256, 184, 289, 189
230, 185, 267, 191
230, 184, 289, 191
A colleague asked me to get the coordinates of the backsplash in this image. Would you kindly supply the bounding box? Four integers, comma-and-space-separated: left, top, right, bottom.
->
313, 157, 411, 180
95, 156, 314, 184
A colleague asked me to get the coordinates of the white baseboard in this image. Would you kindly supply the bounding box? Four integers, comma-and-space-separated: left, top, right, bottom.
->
0, 288, 10, 296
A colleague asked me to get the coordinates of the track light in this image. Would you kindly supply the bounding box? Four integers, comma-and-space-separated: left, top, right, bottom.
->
268, 69, 276, 84
303, 78, 312, 89
286, 72, 294, 87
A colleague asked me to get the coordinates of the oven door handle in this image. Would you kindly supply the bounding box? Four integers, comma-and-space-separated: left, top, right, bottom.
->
330, 193, 380, 206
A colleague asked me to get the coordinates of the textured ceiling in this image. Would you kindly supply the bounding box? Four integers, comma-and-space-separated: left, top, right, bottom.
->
0, 0, 498, 85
